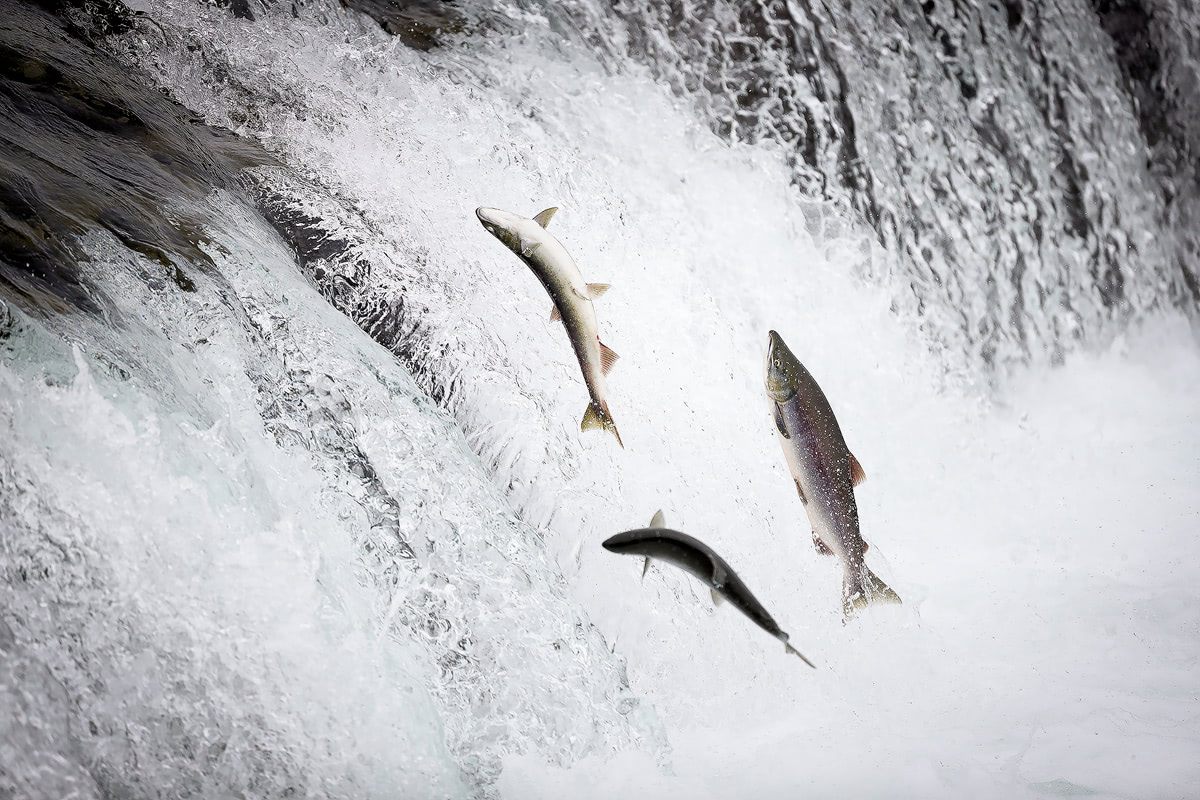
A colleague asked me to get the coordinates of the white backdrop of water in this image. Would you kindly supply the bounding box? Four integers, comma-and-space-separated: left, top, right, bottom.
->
1, 0, 1197, 797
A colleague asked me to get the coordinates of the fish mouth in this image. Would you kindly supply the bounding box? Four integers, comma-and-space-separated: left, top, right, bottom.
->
601, 532, 636, 552
766, 330, 784, 365
602, 530, 658, 554
476, 207, 515, 249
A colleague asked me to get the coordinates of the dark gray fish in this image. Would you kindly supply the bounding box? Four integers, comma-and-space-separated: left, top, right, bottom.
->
603, 511, 815, 668
765, 330, 901, 617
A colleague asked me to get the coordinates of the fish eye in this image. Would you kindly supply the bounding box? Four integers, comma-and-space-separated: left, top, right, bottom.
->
773, 359, 781, 367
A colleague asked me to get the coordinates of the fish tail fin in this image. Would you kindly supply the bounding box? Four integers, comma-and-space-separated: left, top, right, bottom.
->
778, 633, 817, 669
581, 400, 623, 447
842, 567, 902, 618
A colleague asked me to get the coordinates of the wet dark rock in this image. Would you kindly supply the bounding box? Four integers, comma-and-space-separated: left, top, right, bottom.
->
1094, 0, 1165, 142
0, 0, 273, 316
1001, 0, 1023, 29
256, 190, 355, 269
341, 0, 464, 49
27, 0, 139, 41
229, 0, 258, 20
1092, 0, 1200, 303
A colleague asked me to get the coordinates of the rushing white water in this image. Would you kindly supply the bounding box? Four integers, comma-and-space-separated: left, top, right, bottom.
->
2, 0, 1198, 797
0, 226, 469, 798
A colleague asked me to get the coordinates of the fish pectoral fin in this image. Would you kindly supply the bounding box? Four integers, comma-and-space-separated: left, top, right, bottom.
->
710, 588, 725, 607
532, 207, 558, 228
794, 479, 808, 506
773, 403, 790, 439
710, 561, 727, 588
586, 282, 611, 299
849, 451, 866, 486
549, 305, 562, 323
572, 285, 591, 300
598, 341, 620, 375
648, 509, 666, 528
812, 531, 833, 555
641, 557, 651, 580
519, 237, 541, 257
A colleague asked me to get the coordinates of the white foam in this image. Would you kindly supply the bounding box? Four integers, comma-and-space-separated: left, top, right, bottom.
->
12, 1, 1195, 795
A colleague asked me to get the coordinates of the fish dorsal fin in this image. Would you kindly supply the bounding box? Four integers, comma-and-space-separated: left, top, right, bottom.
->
599, 341, 619, 375
849, 452, 866, 486
533, 207, 557, 228
648, 509, 666, 528
549, 305, 562, 323
773, 403, 790, 439
710, 588, 725, 607
586, 283, 611, 299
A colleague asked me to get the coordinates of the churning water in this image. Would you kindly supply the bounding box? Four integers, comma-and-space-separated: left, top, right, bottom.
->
1, 0, 1197, 797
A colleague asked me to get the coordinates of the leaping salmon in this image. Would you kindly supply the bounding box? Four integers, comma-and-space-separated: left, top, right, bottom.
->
476, 206, 622, 446
765, 330, 901, 617
603, 511, 816, 667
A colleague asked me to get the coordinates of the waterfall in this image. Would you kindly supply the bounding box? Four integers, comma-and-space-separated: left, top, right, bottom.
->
1, 0, 1198, 797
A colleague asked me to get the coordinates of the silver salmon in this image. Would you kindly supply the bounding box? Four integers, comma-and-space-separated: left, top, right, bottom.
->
476, 206, 621, 446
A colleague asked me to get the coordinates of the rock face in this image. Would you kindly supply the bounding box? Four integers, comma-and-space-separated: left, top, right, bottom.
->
341, 0, 464, 49
0, 0, 271, 316
573, 0, 1200, 371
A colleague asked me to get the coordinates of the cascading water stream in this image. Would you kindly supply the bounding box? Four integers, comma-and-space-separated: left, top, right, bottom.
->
1, 0, 1198, 797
